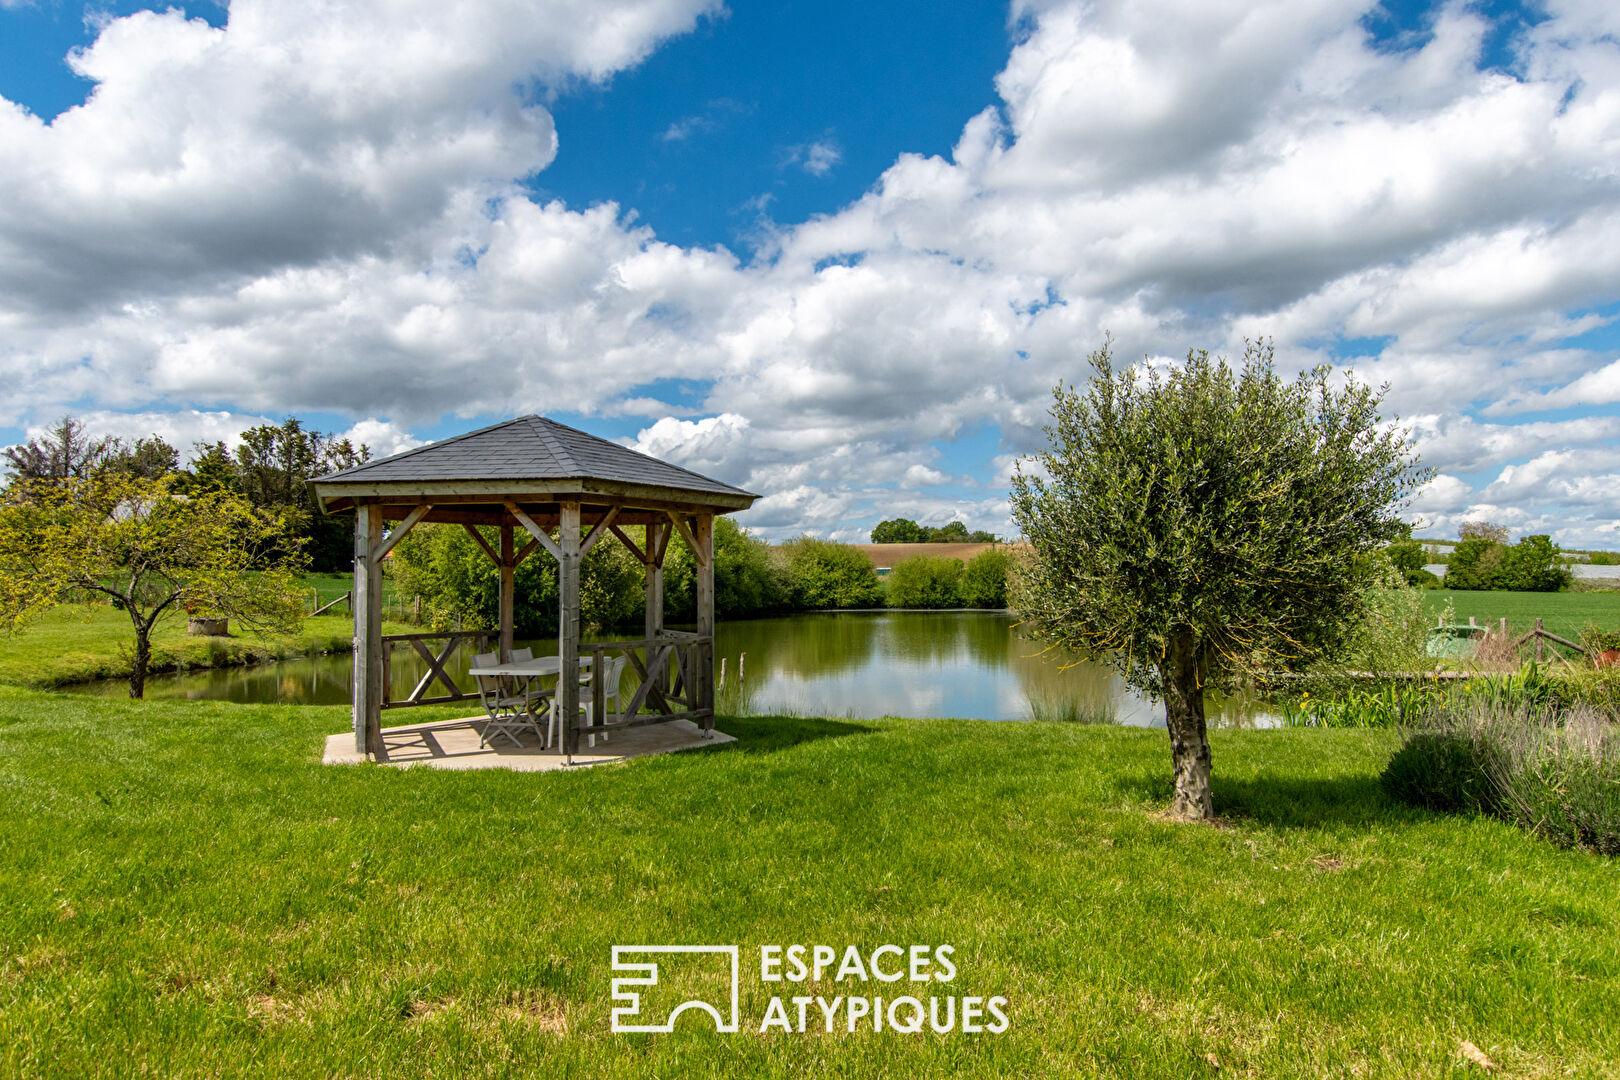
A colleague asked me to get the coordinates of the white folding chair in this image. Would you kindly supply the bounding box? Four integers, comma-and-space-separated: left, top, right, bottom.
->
471, 651, 541, 748
509, 648, 558, 748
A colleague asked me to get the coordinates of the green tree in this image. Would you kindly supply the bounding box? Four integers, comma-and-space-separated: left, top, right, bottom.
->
2, 415, 119, 483
871, 518, 928, 543
233, 419, 369, 572
925, 520, 971, 543
390, 523, 646, 635
959, 547, 1012, 608
1459, 520, 1509, 544
1010, 340, 1422, 819
1497, 535, 1572, 592
104, 435, 181, 480
1443, 525, 1507, 591
0, 474, 306, 698
1384, 532, 1436, 588
183, 441, 243, 494
885, 555, 964, 608
781, 537, 883, 609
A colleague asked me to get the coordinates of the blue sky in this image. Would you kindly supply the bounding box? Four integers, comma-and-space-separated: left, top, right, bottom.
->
1, 0, 1617, 543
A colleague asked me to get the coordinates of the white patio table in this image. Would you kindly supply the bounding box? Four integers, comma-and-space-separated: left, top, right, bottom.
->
467, 655, 594, 749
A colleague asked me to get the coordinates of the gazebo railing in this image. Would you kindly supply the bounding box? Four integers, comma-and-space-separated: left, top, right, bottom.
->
376, 629, 713, 731
380, 630, 495, 710
579, 632, 714, 741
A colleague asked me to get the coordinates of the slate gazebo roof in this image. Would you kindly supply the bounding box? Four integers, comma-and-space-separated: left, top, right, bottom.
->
312, 414, 756, 523
310, 415, 757, 765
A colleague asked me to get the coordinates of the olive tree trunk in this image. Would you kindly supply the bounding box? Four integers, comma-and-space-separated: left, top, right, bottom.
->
1160, 634, 1213, 820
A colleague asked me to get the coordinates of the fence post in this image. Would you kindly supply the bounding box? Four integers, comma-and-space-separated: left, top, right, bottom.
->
1535, 617, 1544, 663
718, 657, 727, 690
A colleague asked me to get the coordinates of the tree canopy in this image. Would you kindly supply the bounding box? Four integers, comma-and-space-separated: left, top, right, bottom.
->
1010, 340, 1424, 819
1445, 531, 1570, 592
4, 414, 370, 573
3, 416, 172, 483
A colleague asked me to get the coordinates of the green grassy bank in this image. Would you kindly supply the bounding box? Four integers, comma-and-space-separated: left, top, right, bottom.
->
0, 606, 413, 691
2, 690, 1617, 1077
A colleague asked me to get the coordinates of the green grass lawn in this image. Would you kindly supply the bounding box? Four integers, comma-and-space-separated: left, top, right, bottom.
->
0, 606, 412, 690
1423, 589, 1620, 643
2, 690, 1617, 1077
300, 571, 357, 607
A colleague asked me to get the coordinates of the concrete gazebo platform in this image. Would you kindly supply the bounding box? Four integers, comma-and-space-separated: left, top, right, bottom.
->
321, 716, 735, 771
310, 415, 758, 764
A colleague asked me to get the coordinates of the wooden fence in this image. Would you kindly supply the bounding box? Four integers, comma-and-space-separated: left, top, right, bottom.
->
306, 590, 426, 624
379, 630, 493, 710
1440, 615, 1590, 663
374, 630, 716, 732
577, 631, 714, 741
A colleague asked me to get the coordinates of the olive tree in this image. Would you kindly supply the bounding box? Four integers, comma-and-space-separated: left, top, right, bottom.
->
0, 474, 306, 698
1010, 340, 1424, 819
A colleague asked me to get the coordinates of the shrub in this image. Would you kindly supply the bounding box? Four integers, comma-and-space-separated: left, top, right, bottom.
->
885, 556, 964, 608
959, 548, 1011, 608
714, 518, 792, 617
1580, 623, 1620, 653
1384, 538, 1430, 586
1323, 571, 1437, 677
1489, 707, 1620, 855
1383, 695, 1620, 855
780, 537, 882, 609
1381, 730, 1499, 813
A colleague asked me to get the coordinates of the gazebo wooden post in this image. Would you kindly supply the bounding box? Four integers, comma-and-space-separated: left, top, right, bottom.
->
498, 522, 515, 662
694, 512, 715, 729
644, 521, 665, 697
352, 503, 385, 758
558, 501, 583, 759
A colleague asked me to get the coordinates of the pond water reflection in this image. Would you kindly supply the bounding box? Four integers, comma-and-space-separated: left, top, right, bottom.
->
62, 611, 1281, 727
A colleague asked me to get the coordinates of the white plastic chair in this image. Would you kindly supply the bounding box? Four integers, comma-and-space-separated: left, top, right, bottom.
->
577, 654, 627, 747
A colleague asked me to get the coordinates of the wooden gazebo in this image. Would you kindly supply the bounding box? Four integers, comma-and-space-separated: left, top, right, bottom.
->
310, 415, 758, 762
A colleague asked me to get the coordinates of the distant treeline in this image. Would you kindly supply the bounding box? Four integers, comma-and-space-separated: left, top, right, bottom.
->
1386, 521, 1572, 592
390, 522, 1014, 634
870, 517, 998, 543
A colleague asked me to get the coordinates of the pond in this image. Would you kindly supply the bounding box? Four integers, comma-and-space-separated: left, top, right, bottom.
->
61, 611, 1283, 727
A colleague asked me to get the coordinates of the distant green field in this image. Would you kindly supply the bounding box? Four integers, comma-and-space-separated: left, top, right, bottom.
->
1421, 590, 1620, 644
